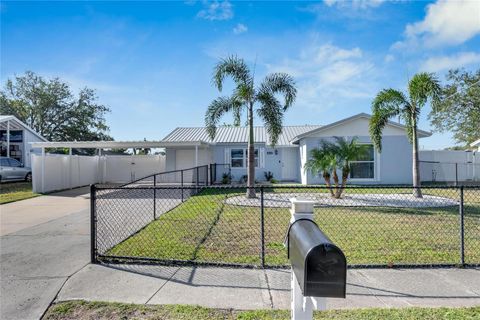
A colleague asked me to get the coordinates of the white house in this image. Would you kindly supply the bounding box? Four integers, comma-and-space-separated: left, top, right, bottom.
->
471, 139, 480, 152
161, 113, 431, 185
0, 115, 47, 167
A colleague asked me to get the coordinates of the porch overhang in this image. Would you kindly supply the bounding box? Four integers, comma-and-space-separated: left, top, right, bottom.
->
29, 140, 210, 149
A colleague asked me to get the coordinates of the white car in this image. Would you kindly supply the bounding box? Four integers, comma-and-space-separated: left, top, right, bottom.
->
0, 157, 32, 182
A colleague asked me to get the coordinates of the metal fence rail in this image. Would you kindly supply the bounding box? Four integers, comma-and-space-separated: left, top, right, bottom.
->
91, 184, 480, 269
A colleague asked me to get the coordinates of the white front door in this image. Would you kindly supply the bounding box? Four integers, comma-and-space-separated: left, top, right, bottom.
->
281, 148, 298, 181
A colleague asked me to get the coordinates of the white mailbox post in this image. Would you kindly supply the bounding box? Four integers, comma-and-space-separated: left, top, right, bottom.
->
289, 198, 326, 320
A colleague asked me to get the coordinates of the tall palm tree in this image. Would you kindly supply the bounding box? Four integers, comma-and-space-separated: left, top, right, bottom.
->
205, 55, 297, 198
369, 73, 441, 198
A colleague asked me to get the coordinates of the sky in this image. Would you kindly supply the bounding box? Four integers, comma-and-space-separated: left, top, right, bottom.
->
1, 0, 479, 149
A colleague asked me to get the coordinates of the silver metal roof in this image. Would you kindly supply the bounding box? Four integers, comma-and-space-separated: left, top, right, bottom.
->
162, 125, 322, 146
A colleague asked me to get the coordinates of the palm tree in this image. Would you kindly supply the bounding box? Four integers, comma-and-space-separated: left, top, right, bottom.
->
205, 55, 297, 198
369, 72, 440, 198
332, 137, 369, 198
303, 142, 337, 197
304, 137, 369, 198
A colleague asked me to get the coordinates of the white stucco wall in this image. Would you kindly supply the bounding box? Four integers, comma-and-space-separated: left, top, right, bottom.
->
298, 117, 417, 185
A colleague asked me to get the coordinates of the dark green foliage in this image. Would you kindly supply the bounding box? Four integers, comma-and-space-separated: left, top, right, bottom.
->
264, 171, 274, 182
0, 71, 112, 141
429, 68, 480, 147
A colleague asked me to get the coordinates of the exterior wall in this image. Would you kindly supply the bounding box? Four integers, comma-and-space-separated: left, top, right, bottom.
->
211, 143, 298, 182
300, 135, 413, 185
165, 148, 176, 171
24, 130, 45, 167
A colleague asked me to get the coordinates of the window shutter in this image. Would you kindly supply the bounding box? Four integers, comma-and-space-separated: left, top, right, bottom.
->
224, 148, 230, 165
260, 147, 265, 168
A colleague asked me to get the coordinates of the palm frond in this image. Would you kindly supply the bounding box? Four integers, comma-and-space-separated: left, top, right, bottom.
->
370, 89, 407, 152
256, 91, 283, 146
258, 73, 297, 110
205, 96, 242, 139
212, 55, 251, 91
408, 72, 441, 109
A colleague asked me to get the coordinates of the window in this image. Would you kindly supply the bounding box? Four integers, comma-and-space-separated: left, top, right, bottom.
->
349, 145, 375, 179
231, 149, 244, 168
0, 158, 9, 167
8, 158, 22, 167
230, 148, 260, 168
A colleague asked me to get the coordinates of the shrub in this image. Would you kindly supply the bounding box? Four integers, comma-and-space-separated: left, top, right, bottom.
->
264, 171, 274, 182
221, 173, 232, 184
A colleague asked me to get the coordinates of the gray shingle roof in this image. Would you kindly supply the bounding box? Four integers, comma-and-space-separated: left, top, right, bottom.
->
162, 125, 322, 146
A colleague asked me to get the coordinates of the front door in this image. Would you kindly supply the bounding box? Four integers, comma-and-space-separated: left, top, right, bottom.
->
281, 148, 298, 181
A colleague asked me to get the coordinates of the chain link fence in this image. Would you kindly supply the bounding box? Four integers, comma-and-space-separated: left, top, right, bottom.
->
91, 184, 480, 268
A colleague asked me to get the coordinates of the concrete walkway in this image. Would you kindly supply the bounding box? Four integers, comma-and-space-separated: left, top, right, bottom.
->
0, 188, 90, 320
57, 264, 480, 310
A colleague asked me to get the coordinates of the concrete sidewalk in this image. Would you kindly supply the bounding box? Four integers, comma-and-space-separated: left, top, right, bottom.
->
57, 264, 480, 310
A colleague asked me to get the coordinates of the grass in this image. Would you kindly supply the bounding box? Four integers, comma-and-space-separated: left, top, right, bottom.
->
0, 182, 39, 204
43, 301, 480, 320
105, 187, 480, 266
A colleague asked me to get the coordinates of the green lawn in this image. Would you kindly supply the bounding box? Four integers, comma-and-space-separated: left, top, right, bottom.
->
43, 301, 480, 320
105, 187, 480, 267
0, 182, 39, 204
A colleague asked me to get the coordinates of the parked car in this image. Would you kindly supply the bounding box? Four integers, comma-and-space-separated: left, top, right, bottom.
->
0, 157, 32, 182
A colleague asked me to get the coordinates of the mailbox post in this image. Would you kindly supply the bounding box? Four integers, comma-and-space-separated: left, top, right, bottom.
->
287, 198, 347, 320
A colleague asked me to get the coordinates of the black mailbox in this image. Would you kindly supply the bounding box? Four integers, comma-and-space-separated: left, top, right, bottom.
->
287, 219, 347, 298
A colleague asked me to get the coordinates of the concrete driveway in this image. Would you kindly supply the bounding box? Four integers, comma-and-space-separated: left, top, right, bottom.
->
0, 187, 91, 320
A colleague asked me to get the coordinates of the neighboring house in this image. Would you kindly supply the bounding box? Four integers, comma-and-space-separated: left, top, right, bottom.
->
0, 115, 47, 167
471, 139, 480, 152
161, 113, 431, 185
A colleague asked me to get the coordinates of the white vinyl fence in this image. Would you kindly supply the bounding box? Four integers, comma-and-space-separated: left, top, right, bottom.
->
419, 150, 480, 183
32, 154, 165, 193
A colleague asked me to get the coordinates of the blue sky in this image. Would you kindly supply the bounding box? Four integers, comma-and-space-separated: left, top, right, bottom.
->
1, 0, 479, 149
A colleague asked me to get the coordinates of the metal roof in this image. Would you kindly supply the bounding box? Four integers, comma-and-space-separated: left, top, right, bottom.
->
0, 115, 47, 141
162, 125, 322, 146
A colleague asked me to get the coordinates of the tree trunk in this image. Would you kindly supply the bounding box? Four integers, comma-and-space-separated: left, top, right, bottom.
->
246, 102, 256, 198
332, 169, 339, 198
411, 115, 423, 198
323, 172, 335, 197
335, 166, 349, 199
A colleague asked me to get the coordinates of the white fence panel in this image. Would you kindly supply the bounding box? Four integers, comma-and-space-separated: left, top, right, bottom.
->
32, 154, 100, 193
419, 150, 480, 182
32, 154, 166, 193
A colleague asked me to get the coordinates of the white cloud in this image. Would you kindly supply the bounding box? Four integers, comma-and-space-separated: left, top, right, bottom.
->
324, 0, 385, 9
384, 54, 395, 63
395, 0, 480, 48
421, 52, 480, 72
267, 43, 376, 110
233, 23, 248, 35
197, 0, 233, 21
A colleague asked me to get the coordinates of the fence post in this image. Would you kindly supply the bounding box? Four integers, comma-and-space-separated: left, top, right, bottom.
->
196, 167, 199, 187
90, 184, 97, 264
455, 163, 459, 186
153, 175, 157, 220
181, 170, 184, 202
459, 186, 465, 266
260, 186, 265, 268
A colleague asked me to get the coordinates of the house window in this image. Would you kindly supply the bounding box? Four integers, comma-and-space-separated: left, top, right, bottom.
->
350, 144, 375, 179
231, 149, 244, 168
230, 148, 259, 168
